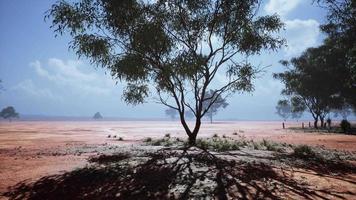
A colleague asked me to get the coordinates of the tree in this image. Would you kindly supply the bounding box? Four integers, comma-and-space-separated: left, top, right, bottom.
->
47, 0, 284, 145
276, 100, 291, 121
315, 0, 356, 111
165, 108, 177, 120
93, 112, 103, 120
165, 108, 193, 120
333, 104, 353, 120
203, 90, 228, 123
0, 106, 19, 122
275, 99, 303, 121
274, 45, 344, 128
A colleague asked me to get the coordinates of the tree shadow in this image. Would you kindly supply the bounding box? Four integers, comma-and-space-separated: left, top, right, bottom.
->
3, 147, 356, 200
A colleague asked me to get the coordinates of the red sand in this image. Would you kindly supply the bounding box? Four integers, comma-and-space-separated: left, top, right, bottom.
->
0, 121, 355, 196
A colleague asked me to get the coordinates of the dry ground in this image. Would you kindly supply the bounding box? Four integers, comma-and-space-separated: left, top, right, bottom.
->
0, 121, 355, 199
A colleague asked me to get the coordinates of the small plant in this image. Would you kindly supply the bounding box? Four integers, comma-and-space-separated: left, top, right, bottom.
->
113, 135, 117, 138
232, 132, 238, 135
143, 137, 152, 142
340, 119, 351, 133
118, 137, 123, 141
88, 153, 130, 164
222, 134, 227, 138
164, 133, 171, 138
107, 135, 111, 138
293, 145, 316, 159
212, 134, 219, 138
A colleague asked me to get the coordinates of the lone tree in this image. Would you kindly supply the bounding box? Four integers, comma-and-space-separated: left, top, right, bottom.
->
203, 89, 228, 123
274, 45, 344, 128
93, 112, 103, 120
0, 106, 19, 122
47, 0, 284, 144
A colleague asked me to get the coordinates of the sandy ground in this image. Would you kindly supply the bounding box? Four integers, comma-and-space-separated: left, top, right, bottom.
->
0, 120, 355, 198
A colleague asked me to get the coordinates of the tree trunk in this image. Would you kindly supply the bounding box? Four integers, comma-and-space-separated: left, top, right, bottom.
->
210, 115, 213, 124
320, 117, 324, 129
189, 118, 202, 146
313, 118, 318, 129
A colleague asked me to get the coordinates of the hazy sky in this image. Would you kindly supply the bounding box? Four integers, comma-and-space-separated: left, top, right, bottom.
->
0, 0, 328, 120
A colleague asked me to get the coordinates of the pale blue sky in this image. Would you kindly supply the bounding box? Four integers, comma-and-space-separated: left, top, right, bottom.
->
0, 0, 330, 120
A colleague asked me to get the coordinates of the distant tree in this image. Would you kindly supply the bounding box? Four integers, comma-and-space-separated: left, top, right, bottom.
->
276, 99, 303, 121
47, 0, 284, 145
315, 0, 356, 111
165, 108, 193, 120
333, 104, 353, 120
93, 112, 103, 120
274, 45, 344, 128
0, 106, 19, 122
165, 108, 177, 120
276, 100, 291, 121
203, 90, 228, 123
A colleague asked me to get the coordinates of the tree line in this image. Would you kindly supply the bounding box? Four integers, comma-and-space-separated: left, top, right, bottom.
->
274, 0, 355, 128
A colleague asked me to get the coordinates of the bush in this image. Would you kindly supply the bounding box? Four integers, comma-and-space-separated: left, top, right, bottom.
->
340, 119, 351, 133
143, 137, 152, 142
293, 145, 316, 159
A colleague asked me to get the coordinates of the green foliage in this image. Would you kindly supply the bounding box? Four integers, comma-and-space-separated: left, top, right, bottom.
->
203, 90, 229, 123
0, 106, 19, 121
47, 0, 284, 142
143, 137, 152, 142
340, 119, 351, 133
274, 45, 346, 127
293, 145, 317, 159
314, 0, 356, 111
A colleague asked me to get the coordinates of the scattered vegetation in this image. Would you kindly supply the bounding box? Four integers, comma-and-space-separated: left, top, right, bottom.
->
143, 134, 288, 153
340, 119, 351, 133
88, 153, 130, 164
293, 145, 317, 159
117, 137, 123, 141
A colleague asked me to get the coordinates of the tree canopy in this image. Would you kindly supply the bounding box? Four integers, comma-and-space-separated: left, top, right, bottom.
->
275, 99, 303, 121
0, 106, 19, 122
47, 0, 284, 144
315, 0, 356, 110
203, 89, 229, 123
274, 45, 345, 128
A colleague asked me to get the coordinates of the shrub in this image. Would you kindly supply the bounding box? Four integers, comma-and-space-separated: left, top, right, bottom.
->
164, 133, 171, 138
340, 119, 351, 133
88, 153, 130, 164
143, 137, 152, 142
262, 139, 280, 151
118, 137, 123, 141
293, 145, 316, 159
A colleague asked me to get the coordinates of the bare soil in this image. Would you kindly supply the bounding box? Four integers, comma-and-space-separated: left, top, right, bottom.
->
0, 121, 355, 199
